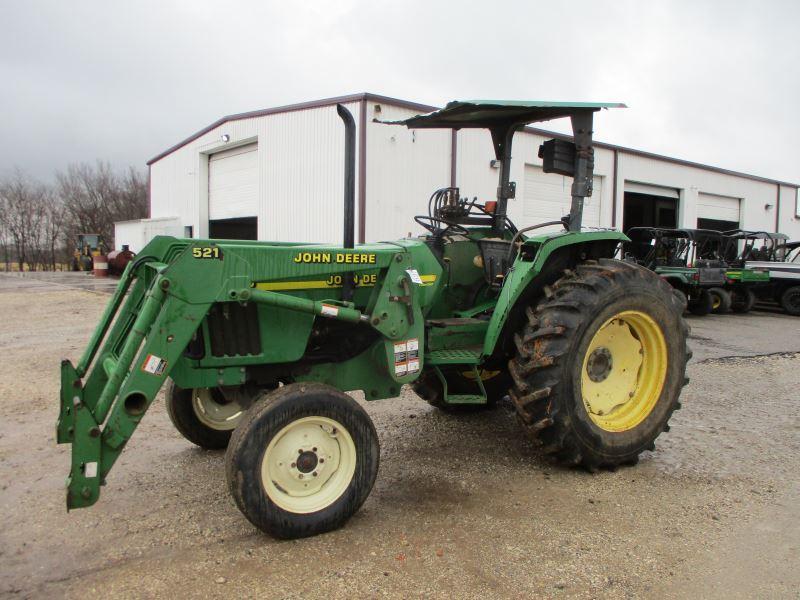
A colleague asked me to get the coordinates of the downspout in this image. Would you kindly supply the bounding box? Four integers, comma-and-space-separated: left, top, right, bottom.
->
775, 184, 781, 233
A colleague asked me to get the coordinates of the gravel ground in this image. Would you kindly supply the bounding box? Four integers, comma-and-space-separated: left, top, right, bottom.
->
0, 282, 798, 599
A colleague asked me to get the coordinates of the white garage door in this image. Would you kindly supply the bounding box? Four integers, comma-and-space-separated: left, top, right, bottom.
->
624, 181, 679, 199
523, 164, 603, 228
208, 144, 258, 221
697, 192, 740, 223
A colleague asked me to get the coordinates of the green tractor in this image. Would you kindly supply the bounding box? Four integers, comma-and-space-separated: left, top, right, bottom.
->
57, 100, 689, 539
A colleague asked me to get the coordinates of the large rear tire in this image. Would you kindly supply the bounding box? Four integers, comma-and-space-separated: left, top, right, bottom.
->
165, 380, 247, 449
225, 383, 379, 539
509, 259, 690, 469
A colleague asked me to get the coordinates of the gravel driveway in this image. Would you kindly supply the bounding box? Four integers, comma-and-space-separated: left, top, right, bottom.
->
0, 277, 798, 598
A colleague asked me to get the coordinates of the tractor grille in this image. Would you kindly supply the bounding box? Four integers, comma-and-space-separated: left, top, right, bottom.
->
207, 302, 262, 357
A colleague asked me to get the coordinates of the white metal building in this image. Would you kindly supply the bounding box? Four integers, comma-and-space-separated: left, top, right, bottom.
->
119, 93, 800, 250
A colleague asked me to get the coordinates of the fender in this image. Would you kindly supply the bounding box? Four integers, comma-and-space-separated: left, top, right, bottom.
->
482, 230, 628, 356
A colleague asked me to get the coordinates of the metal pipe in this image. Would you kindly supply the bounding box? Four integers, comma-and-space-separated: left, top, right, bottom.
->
337, 104, 356, 249
242, 288, 368, 324
337, 103, 356, 301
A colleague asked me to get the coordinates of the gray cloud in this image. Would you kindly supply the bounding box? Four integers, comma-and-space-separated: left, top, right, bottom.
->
1, 0, 798, 183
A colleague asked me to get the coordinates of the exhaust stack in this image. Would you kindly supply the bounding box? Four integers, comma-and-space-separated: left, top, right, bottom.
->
336, 104, 356, 250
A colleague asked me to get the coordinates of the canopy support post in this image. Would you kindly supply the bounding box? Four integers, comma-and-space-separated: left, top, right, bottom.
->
490, 124, 517, 236
567, 111, 595, 232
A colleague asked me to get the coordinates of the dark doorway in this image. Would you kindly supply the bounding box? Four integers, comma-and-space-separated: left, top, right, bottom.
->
697, 217, 738, 232
622, 192, 678, 233
208, 217, 258, 240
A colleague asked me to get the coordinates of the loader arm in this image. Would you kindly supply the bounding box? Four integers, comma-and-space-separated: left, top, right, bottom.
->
58, 235, 441, 509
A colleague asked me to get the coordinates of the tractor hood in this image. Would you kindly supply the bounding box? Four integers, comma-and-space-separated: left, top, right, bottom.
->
379, 99, 626, 130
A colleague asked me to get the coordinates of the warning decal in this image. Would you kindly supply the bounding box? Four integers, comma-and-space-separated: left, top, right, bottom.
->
141, 354, 167, 376
393, 338, 420, 376
406, 269, 423, 285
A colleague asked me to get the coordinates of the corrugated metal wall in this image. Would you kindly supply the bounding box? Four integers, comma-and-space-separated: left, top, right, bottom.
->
149, 97, 800, 245
617, 152, 800, 236
364, 103, 452, 241
150, 101, 362, 244
454, 128, 616, 231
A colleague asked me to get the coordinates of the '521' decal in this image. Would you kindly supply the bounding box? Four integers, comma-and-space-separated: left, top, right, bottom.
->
191, 246, 223, 260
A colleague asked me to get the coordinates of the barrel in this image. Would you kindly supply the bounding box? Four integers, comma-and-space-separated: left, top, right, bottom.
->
93, 254, 109, 277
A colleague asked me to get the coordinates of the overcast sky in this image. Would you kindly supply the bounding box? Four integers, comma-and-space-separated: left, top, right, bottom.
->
2, 0, 798, 183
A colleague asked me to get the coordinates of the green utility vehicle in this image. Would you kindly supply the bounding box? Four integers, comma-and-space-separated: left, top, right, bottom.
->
58, 100, 690, 539
720, 230, 775, 313
725, 230, 800, 315
624, 227, 727, 315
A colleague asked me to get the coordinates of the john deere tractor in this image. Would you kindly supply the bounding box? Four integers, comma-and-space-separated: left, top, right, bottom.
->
57, 100, 689, 539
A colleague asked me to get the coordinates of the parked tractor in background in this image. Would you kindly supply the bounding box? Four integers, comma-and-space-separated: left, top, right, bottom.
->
71, 234, 107, 272
57, 100, 689, 539
623, 227, 726, 315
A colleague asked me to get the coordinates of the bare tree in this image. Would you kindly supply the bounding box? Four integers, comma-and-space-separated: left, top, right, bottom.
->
57, 161, 148, 248
0, 169, 47, 271
0, 192, 10, 271
0, 163, 146, 272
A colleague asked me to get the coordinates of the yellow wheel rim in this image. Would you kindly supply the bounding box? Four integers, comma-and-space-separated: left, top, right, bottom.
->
711, 295, 721, 310
261, 416, 356, 514
581, 310, 668, 432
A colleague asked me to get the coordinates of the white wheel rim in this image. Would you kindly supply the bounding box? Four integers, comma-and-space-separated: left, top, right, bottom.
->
261, 416, 357, 514
191, 388, 243, 431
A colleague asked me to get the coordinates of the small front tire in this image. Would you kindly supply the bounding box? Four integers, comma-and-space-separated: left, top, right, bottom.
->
225, 383, 379, 539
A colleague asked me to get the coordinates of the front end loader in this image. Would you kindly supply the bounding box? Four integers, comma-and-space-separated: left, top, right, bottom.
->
58, 100, 689, 538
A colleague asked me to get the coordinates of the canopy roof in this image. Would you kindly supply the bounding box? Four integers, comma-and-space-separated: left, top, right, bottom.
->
384, 99, 626, 130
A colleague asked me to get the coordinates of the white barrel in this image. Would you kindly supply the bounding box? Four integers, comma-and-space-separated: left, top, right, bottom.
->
93, 255, 109, 277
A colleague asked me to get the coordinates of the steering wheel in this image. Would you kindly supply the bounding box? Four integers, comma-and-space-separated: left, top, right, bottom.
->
414, 216, 471, 238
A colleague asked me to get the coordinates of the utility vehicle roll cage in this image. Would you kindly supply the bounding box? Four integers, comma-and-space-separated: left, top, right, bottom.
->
722, 229, 789, 264
625, 227, 726, 269
777, 241, 800, 263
